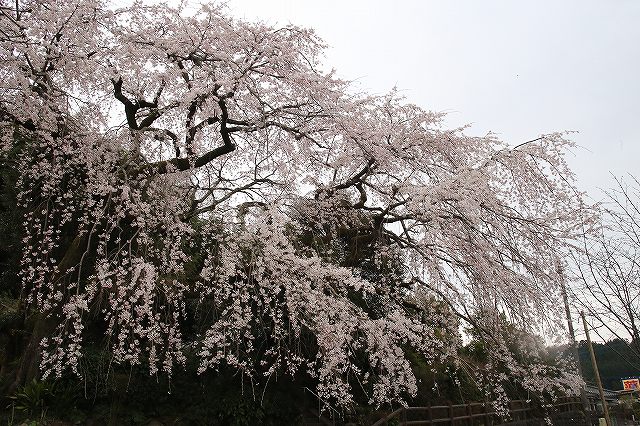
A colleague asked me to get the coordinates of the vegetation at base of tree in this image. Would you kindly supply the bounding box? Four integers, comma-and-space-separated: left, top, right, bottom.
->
2, 368, 301, 425
0, 349, 497, 425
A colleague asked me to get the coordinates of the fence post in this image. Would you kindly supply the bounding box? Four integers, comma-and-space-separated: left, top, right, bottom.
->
449, 402, 454, 426
484, 400, 493, 426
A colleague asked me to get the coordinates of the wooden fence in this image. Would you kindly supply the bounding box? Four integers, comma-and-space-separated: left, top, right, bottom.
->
371, 397, 592, 426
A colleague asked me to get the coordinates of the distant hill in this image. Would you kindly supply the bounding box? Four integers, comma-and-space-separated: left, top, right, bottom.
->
577, 339, 640, 390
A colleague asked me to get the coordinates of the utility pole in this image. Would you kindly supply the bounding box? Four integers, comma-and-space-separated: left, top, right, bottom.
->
581, 311, 611, 426
558, 264, 591, 422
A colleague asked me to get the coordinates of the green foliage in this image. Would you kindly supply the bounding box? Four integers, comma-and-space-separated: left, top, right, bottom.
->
6, 378, 81, 422
8, 379, 52, 417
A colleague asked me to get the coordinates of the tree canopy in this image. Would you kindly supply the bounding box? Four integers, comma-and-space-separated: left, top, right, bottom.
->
0, 0, 590, 408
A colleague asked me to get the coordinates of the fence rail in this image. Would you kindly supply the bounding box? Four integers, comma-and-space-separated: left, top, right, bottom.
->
371, 397, 591, 426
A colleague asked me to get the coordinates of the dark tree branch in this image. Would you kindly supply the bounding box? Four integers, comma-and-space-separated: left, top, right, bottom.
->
141, 98, 235, 176
111, 77, 139, 129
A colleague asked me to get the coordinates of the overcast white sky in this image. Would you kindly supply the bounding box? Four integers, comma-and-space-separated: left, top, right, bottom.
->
220, 0, 640, 202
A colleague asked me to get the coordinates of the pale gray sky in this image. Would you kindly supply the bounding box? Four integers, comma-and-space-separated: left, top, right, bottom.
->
223, 0, 640, 201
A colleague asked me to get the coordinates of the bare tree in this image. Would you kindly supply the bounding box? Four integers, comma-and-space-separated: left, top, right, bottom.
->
573, 176, 640, 355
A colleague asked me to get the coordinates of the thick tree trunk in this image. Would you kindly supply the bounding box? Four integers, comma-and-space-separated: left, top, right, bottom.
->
9, 312, 57, 392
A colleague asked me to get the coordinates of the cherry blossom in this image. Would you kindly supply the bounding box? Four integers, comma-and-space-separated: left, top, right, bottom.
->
0, 0, 591, 407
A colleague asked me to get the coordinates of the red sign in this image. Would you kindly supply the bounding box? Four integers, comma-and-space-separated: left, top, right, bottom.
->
622, 378, 640, 390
